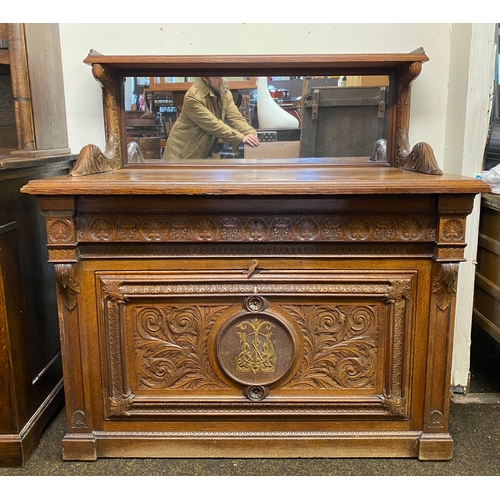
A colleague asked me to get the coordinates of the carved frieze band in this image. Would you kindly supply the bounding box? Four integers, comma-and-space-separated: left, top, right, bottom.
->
432, 263, 458, 311
77, 215, 437, 244
101, 276, 412, 418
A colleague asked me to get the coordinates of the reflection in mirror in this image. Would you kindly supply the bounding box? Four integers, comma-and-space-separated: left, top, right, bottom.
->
123, 74, 390, 163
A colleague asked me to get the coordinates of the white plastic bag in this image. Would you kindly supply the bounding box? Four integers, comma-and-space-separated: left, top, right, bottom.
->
478, 165, 500, 194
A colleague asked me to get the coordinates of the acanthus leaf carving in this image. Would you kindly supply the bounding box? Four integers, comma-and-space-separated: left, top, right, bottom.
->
54, 263, 81, 310
433, 263, 458, 310
133, 305, 232, 390
281, 305, 378, 390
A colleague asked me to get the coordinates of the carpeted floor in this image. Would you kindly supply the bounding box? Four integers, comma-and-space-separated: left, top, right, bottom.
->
1, 325, 499, 476
0, 399, 499, 476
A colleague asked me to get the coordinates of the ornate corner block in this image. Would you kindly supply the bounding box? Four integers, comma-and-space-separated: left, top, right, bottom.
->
438, 217, 466, 244
54, 263, 81, 310
432, 263, 458, 311
109, 393, 134, 417
381, 394, 406, 417
101, 279, 127, 304
47, 217, 76, 244
70, 63, 122, 176
384, 279, 411, 304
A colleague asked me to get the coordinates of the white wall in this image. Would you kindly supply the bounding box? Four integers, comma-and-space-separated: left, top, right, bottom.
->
57, 23, 497, 388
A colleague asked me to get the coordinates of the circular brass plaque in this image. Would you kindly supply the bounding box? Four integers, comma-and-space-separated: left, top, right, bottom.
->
216, 313, 295, 387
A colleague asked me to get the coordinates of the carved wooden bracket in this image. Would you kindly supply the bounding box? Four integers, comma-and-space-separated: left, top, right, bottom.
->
432, 263, 458, 310
395, 61, 443, 175
54, 263, 81, 310
69, 63, 122, 176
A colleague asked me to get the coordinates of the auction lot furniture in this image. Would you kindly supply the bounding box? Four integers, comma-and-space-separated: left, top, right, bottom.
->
21, 50, 489, 461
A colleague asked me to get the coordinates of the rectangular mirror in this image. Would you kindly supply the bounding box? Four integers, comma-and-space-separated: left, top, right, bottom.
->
123, 73, 391, 163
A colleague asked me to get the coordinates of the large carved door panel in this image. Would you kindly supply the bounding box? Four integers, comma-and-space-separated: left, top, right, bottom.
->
88, 259, 430, 426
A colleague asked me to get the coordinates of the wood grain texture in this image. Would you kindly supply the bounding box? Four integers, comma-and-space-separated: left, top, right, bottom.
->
20, 50, 491, 462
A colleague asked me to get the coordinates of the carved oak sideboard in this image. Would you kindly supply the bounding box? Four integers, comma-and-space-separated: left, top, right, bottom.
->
21, 51, 490, 461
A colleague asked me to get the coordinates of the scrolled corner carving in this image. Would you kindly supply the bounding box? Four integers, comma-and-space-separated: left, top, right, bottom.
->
402, 142, 443, 175
54, 263, 81, 310
109, 392, 134, 417
69, 63, 122, 177
432, 263, 458, 310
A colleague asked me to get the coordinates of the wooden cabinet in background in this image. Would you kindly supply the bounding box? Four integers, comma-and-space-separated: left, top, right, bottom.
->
473, 193, 500, 344
0, 23, 76, 466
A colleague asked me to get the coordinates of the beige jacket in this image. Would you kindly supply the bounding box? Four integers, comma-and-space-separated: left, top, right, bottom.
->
162, 78, 256, 160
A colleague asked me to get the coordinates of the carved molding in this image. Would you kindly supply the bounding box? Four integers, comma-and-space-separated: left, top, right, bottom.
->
69, 64, 122, 176
84, 242, 434, 258
54, 263, 80, 310
48, 248, 80, 263
432, 263, 459, 310
76, 215, 437, 244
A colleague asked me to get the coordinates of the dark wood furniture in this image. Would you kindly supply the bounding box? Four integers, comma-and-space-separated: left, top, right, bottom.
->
473, 193, 500, 344
21, 50, 490, 461
0, 23, 76, 466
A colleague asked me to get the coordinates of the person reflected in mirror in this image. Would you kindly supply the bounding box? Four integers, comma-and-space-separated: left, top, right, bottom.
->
162, 76, 259, 160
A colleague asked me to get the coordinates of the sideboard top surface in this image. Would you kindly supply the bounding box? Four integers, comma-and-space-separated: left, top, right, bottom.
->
21, 165, 490, 197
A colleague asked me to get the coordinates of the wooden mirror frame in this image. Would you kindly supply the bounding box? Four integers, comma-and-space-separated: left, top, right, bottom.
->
70, 48, 442, 177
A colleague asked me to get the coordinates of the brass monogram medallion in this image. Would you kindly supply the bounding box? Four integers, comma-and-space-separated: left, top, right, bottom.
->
235, 318, 277, 374
216, 312, 295, 387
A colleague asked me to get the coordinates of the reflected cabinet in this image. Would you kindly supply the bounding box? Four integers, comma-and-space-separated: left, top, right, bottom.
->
21, 49, 490, 461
